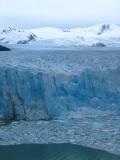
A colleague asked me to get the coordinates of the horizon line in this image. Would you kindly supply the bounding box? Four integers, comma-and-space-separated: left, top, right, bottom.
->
0, 23, 120, 30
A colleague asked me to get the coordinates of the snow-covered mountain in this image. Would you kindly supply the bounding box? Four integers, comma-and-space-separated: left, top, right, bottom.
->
0, 24, 120, 47
0, 27, 37, 44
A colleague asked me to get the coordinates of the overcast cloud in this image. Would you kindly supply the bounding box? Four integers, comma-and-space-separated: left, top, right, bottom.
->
0, 0, 120, 28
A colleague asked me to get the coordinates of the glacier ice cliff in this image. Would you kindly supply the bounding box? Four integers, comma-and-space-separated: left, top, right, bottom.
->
0, 48, 120, 120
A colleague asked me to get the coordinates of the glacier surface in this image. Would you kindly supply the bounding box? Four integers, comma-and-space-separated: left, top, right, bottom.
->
0, 48, 120, 120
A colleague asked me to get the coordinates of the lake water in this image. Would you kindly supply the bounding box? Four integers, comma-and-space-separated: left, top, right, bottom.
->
0, 144, 120, 160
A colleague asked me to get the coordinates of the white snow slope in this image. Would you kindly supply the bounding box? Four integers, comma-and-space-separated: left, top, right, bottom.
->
0, 24, 120, 47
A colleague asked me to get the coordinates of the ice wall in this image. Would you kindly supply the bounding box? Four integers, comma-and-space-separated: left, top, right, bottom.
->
0, 65, 120, 120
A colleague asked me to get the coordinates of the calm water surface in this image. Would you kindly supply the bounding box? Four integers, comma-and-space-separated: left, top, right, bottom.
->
0, 144, 120, 160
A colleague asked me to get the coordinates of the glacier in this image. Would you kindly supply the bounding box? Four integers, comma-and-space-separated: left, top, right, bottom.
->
0, 48, 120, 121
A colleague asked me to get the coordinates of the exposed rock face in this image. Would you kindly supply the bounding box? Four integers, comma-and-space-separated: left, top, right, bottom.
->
0, 27, 19, 34
98, 24, 110, 35
0, 45, 11, 51
17, 33, 37, 44
91, 42, 106, 47
17, 40, 28, 44
0, 49, 120, 120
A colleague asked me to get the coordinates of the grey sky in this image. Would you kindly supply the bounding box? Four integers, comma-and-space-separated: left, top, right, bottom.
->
0, 0, 120, 28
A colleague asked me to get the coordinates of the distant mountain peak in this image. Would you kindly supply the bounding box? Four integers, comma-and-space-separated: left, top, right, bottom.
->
0, 24, 120, 47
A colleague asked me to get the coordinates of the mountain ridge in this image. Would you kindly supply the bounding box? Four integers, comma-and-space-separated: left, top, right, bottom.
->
0, 24, 120, 47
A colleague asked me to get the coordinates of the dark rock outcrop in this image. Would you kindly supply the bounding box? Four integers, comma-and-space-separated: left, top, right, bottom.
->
98, 24, 110, 35
0, 45, 11, 51
91, 42, 106, 47
17, 33, 37, 44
